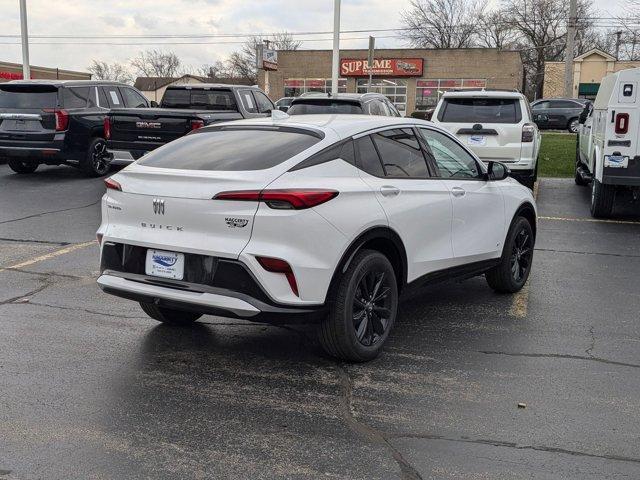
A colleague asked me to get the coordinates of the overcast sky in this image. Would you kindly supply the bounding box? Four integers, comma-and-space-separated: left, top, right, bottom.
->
0, 0, 627, 74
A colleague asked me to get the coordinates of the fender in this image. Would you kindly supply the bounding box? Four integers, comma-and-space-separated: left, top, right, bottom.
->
593, 144, 603, 182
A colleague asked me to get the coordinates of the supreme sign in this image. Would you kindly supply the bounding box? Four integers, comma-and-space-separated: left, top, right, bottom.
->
340, 58, 424, 77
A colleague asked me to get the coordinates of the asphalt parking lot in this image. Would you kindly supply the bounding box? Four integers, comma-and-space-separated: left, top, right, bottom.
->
1, 164, 639, 479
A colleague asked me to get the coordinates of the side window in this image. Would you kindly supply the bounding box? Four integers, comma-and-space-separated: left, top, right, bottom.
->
371, 128, 429, 178
532, 101, 549, 110
239, 90, 258, 113
102, 86, 123, 108
98, 87, 110, 108
120, 87, 148, 108
366, 100, 383, 116
253, 91, 274, 113
62, 87, 90, 109
385, 100, 400, 117
355, 135, 385, 177
418, 128, 480, 179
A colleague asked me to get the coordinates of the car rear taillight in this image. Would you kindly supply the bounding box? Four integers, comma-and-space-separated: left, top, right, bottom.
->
213, 189, 339, 210
522, 123, 535, 142
190, 119, 205, 131
104, 177, 121, 191
615, 113, 629, 134
43, 108, 69, 131
104, 117, 111, 140
256, 256, 299, 296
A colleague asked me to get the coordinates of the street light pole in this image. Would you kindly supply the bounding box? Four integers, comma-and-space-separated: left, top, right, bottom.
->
331, 0, 341, 95
563, 0, 577, 98
19, 0, 30, 80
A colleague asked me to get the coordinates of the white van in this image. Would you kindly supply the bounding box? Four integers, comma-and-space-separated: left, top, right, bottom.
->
577, 68, 640, 217
432, 90, 541, 189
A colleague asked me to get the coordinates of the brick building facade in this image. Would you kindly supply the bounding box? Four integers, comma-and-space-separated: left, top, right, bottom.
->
0, 61, 90, 83
259, 48, 523, 116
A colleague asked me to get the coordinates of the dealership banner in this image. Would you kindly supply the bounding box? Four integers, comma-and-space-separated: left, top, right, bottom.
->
340, 58, 424, 77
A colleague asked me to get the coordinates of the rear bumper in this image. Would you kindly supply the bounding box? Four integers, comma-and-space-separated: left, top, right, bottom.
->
107, 149, 136, 166
98, 272, 326, 323
602, 158, 640, 186
0, 139, 65, 161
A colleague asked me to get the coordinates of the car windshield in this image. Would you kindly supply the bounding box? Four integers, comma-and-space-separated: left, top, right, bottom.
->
0, 85, 58, 109
161, 89, 238, 111
288, 100, 363, 115
438, 98, 521, 124
137, 127, 321, 171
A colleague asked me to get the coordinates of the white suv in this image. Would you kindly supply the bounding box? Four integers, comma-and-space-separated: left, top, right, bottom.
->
432, 90, 541, 189
97, 114, 537, 362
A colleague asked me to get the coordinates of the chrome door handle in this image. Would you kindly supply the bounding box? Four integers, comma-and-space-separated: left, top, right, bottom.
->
451, 186, 466, 197
380, 185, 400, 197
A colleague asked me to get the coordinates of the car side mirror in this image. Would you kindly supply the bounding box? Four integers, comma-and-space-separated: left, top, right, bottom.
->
487, 161, 510, 181
150, 100, 159, 108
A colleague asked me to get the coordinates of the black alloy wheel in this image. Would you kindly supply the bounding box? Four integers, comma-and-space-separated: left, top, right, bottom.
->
83, 137, 110, 177
486, 216, 534, 293
352, 269, 394, 347
510, 227, 533, 284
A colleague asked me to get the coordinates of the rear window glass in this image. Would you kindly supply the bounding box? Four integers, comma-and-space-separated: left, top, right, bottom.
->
137, 128, 321, 171
288, 100, 363, 115
438, 98, 522, 124
161, 89, 237, 111
0, 86, 58, 109
62, 87, 90, 109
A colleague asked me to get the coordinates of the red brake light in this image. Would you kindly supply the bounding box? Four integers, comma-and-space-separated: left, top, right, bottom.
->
615, 113, 629, 134
104, 178, 121, 191
522, 123, 535, 142
256, 256, 299, 296
104, 117, 111, 140
43, 108, 69, 131
213, 189, 338, 210
190, 119, 205, 131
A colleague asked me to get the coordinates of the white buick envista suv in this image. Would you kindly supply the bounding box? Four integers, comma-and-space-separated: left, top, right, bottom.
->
97, 114, 537, 362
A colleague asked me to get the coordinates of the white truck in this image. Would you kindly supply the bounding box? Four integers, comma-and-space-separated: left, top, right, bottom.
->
576, 68, 640, 217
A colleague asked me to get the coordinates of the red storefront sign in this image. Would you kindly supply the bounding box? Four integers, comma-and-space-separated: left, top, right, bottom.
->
0, 71, 24, 80
340, 58, 423, 77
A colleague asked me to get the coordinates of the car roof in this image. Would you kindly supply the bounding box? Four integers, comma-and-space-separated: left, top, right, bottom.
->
212, 114, 431, 140
441, 90, 525, 99
5, 79, 127, 87
165, 83, 258, 90
294, 92, 387, 103
533, 97, 588, 103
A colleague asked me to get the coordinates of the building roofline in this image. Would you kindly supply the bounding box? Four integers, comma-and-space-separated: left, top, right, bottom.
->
0, 61, 89, 76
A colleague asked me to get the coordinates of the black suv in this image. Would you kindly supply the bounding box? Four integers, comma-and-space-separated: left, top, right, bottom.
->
530, 98, 590, 133
287, 93, 401, 116
0, 80, 150, 176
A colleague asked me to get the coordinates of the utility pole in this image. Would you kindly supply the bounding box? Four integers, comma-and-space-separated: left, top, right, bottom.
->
331, 0, 341, 95
263, 40, 271, 96
615, 30, 623, 60
367, 36, 375, 92
563, 0, 577, 98
19, 0, 30, 80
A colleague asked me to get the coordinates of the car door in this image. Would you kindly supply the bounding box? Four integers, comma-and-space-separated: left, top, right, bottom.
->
354, 127, 455, 280
531, 100, 550, 128
417, 127, 505, 264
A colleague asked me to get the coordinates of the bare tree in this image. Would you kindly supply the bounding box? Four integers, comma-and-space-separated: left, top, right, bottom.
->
399, 0, 487, 49
476, 10, 519, 50
614, 1, 640, 60
198, 61, 230, 79
88, 60, 133, 84
130, 50, 181, 77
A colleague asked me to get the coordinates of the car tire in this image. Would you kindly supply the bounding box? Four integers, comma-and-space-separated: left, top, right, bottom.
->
139, 302, 202, 325
8, 159, 38, 174
590, 179, 615, 218
574, 162, 588, 186
568, 117, 580, 134
319, 249, 398, 362
486, 216, 534, 293
81, 137, 110, 177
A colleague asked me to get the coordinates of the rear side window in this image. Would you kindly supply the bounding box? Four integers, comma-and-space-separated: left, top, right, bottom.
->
438, 98, 522, 124
239, 90, 257, 113
0, 85, 58, 109
550, 100, 581, 108
103, 86, 123, 107
161, 89, 237, 111
372, 129, 429, 178
120, 87, 148, 108
288, 100, 364, 115
137, 128, 321, 171
355, 136, 385, 177
62, 87, 90, 109
253, 91, 274, 113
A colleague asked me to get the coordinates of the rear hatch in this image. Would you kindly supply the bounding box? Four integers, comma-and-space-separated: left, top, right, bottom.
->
435, 96, 524, 163
0, 84, 60, 142
104, 126, 322, 259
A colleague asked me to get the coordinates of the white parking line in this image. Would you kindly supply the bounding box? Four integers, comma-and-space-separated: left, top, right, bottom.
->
539, 216, 640, 226
0, 241, 95, 274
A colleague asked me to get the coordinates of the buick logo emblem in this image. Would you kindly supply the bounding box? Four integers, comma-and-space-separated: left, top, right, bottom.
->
153, 198, 165, 215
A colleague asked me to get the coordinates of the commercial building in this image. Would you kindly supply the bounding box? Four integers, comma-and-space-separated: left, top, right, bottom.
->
543, 49, 640, 100
0, 61, 90, 83
259, 48, 523, 116
134, 74, 254, 102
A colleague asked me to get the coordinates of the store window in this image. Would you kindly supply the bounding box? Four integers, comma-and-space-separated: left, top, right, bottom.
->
356, 78, 407, 115
284, 78, 347, 97
415, 79, 487, 111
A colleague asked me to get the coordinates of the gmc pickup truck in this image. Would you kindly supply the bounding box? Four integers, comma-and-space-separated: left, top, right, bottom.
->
105, 84, 274, 165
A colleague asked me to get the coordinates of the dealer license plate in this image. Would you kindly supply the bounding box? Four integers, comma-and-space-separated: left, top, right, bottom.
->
467, 135, 486, 146
145, 249, 185, 280
604, 155, 629, 168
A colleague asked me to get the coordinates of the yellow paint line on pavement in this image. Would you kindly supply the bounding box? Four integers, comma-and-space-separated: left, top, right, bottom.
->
539, 216, 640, 226
0, 241, 95, 274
